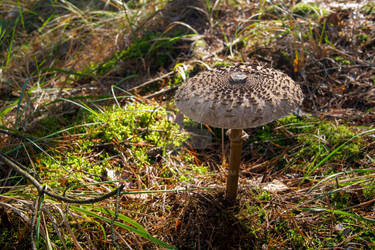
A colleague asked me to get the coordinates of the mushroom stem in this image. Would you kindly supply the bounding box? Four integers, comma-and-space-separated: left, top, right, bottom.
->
225, 128, 243, 203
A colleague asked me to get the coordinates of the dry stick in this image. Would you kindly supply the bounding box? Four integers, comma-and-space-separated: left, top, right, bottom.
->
128, 71, 174, 92
342, 198, 375, 211
145, 86, 178, 99
0, 152, 125, 204
0, 129, 32, 139
306, 64, 375, 74
69, 209, 97, 250
43, 208, 68, 250
42, 213, 53, 249
0, 167, 13, 194
55, 205, 83, 250
0, 201, 30, 223
114, 230, 133, 250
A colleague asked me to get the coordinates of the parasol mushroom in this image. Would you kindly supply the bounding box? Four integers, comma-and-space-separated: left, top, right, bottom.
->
175, 64, 304, 203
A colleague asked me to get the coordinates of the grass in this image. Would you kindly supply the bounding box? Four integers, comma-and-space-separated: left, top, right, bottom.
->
1, 0, 375, 249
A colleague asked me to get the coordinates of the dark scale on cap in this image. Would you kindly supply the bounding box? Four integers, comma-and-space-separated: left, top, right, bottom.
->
175, 65, 304, 129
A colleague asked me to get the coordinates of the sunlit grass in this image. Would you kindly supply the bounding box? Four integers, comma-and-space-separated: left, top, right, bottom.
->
0, 0, 374, 249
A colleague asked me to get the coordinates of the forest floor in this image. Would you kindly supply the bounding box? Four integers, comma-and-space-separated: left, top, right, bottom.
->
0, 0, 375, 249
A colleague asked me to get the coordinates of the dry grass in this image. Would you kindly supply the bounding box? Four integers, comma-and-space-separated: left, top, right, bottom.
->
0, 0, 375, 249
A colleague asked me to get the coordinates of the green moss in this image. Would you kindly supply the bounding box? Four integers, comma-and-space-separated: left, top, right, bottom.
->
260, 3, 285, 18
0, 214, 30, 249
257, 191, 271, 201
291, 3, 328, 19
34, 101, 203, 189
361, 2, 375, 16
253, 115, 364, 175
333, 56, 351, 65
288, 228, 305, 246
363, 186, 375, 199
330, 191, 352, 209
214, 61, 231, 67
357, 33, 369, 43
86, 103, 187, 149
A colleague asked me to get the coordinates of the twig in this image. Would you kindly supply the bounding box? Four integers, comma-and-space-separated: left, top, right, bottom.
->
114, 230, 133, 249
0, 167, 14, 194
69, 209, 97, 250
0, 201, 30, 223
43, 208, 68, 250
342, 198, 375, 211
0, 129, 31, 139
42, 213, 54, 250
128, 71, 174, 92
306, 64, 375, 74
145, 86, 178, 99
0, 152, 125, 204
54, 205, 83, 250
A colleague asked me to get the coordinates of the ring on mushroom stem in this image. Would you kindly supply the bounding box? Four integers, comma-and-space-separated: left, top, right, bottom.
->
175, 65, 304, 203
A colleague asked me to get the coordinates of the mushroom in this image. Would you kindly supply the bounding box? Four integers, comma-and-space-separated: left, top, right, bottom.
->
175, 64, 304, 203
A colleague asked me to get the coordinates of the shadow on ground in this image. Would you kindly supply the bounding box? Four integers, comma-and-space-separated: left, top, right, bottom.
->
169, 191, 255, 250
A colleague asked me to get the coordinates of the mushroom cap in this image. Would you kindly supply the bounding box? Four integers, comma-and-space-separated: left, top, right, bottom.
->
175, 65, 304, 129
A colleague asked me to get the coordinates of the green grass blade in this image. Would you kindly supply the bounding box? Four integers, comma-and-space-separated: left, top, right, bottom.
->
307, 168, 375, 194
42, 67, 91, 78
25, 137, 71, 173
5, 17, 19, 67
303, 128, 375, 185
0, 99, 19, 119
3, 122, 102, 155
39, 14, 56, 33
59, 98, 98, 116
299, 146, 323, 185
92, 207, 148, 234
44, 222, 53, 250
70, 206, 177, 249
91, 218, 107, 241
35, 193, 45, 249
16, 0, 25, 29
302, 207, 375, 224
111, 85, 144, 103
0, 25, 6, 41
15, 78, 30, 127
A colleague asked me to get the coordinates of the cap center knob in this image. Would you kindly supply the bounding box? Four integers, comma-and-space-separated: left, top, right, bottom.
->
229, 73, 247, 83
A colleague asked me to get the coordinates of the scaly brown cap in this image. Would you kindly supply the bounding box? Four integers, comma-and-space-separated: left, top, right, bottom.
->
175, 65, 304, 129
